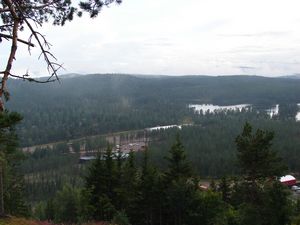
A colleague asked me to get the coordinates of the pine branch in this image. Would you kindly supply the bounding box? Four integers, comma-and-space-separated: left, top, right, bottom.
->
0, 33, 34, 47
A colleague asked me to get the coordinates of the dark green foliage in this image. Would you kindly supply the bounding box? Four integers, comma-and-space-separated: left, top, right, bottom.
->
21, 112, 272, 209
278, 103, 299, 120
34, 201, 47, 220
0, 111, 29, 217
219, 177, 231, 203
121, 150, 139, 221
209, 179, 217, 192
84, 146, 119, 221
233, 123, 292, 225
4, 170, 29, 217
7, 74, 300, 147
165, 178, 196, 225
52, 184, 80, 224
21, 148, 83, 203
148, 112, 300, 177
235, 122, 286, 181
85, 155, 111, 220
263, 181, 292, 225
187, 190, 230, 225
165, 134, 192, 181
112, 210, 131, 225
36, 184, 81, 224
6, 71, 297, 225
79, 0, 122, 18
1, 0, 121, 29
44, 199, 55, 221
236, 181, 292, 225
163, 136, 195, 225
134, 148, 164, 225
33, 130, 294, 225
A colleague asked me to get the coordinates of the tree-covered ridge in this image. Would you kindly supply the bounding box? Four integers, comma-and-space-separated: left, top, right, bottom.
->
6, 74, 300, 146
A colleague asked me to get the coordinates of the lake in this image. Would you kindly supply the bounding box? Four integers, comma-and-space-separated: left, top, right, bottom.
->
188, 103, 300, 121
188, 104, 251, 114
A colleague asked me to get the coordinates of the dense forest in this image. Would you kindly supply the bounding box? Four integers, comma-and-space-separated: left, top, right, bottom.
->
3, 74, 300, 224
6, 74, 300, 146
18, 110, 300, 206
25, 124, 300, 225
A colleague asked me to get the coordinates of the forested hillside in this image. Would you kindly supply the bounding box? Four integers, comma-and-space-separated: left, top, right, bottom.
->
6, 74, 300, 146
3, 74, 300, 224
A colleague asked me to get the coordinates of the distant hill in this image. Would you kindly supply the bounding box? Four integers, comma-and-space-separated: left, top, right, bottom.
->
59, 73, 84, 79
280, 74, 300, 79
6, 74, 300, 146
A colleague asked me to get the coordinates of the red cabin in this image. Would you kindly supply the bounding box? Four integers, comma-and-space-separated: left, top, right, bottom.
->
280, 175, 296, 186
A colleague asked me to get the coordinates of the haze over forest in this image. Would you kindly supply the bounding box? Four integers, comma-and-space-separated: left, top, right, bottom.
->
7, 73, 300, 146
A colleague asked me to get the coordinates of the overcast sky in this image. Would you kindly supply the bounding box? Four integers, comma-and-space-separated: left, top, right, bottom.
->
3, 0, 300, 77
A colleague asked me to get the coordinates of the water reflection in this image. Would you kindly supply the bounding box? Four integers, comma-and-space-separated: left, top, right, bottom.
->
266, 104, 279, 118
188, 104, 251, 114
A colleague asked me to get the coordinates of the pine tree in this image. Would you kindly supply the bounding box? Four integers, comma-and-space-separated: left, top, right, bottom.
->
0, 111, 25, 216
234, 122, 291, 225
235, 122, 285, 182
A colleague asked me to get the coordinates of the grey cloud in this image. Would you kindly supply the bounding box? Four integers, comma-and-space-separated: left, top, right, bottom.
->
238, 66, 258, 73
238, 66, 257, 70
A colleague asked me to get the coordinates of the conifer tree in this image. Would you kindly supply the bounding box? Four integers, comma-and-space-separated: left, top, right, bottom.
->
164, 135, 194, 225
122, 150, 138, 223
0, 111, 24, 216
165, 134, 192, 181
235, 122, 285, 182
114, 148, 125, 210
218, 176, 231, 203
52, 184, 80, 224
234, 122, 291, 225
136, 148, 162, 225
84, 145, 118, 221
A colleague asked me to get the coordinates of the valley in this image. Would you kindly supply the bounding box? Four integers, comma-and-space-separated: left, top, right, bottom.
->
2, 74, 300, 224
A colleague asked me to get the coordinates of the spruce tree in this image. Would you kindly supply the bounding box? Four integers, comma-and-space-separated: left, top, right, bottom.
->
122, 150, 138, 223
165, 134, 192, 181
136, 148, 162, 225
164, 135, 194, 225
84, 145, 118, 221
234, 122, 291, 225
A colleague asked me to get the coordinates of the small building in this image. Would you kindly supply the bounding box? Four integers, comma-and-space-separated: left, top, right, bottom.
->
280, 175, 296, 186
79, 156, 96, 164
